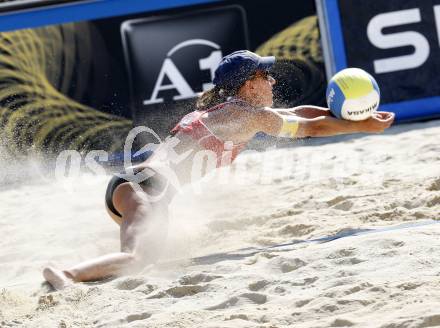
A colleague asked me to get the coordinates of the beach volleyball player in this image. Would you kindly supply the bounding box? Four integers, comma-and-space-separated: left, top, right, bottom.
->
43, 50, 395, 290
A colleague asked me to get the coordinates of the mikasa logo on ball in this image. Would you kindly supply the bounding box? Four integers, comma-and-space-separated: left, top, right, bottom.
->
326, 68, 380, 121
327, 88, 335, 106
343, 93, 378, 119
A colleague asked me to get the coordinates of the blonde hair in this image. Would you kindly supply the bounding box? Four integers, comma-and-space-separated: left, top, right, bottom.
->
196, 85, 239, 110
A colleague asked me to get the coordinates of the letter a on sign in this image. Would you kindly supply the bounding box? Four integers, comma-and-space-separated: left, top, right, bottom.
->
143, 58, 194, 105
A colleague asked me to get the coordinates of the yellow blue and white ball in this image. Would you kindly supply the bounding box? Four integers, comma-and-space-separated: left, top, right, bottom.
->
326, 68, 380, 121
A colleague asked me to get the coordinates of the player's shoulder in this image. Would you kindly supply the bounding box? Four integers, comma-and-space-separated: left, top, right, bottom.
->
222, 98, 254, 110
223, 98, 272, 114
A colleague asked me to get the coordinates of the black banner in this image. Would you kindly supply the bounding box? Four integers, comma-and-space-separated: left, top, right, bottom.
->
339, 0, 440, 104
122, 6, 248, 135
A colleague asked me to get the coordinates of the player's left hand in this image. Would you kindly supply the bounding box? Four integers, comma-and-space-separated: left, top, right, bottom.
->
373, 111, 395, 122
361, 111, 395, 133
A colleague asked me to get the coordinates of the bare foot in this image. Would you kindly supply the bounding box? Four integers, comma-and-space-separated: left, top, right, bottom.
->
43, 266, 74, 290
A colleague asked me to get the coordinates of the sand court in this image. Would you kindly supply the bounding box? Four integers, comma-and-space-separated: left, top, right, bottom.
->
1, 120, 440, 327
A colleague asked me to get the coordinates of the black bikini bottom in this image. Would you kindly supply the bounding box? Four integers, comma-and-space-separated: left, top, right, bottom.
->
105, 167, 166, 218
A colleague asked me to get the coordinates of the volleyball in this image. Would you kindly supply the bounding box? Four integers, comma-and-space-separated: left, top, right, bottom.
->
326, 68, 380, 121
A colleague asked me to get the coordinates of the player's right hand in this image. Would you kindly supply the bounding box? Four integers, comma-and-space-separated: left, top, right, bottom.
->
363, 111, 395, 133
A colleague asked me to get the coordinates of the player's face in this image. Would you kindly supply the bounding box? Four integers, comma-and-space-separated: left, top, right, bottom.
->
247, 70, 276, 107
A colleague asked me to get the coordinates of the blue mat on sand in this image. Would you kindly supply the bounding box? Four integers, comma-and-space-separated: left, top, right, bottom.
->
188, 219, 440, 266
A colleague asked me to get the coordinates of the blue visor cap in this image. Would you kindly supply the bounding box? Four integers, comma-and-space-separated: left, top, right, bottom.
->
213, 50, 275, 90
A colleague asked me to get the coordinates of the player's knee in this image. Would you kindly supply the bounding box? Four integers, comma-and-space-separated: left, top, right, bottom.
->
126, 251, 147, 270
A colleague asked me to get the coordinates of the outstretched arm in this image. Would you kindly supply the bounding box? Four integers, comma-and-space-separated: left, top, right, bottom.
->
253, 108, 394, 138
271, 105, 332, 118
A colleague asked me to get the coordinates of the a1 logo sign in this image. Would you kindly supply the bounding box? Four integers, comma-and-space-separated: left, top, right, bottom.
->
144, 39, 223, 105
121, 5, 248, 134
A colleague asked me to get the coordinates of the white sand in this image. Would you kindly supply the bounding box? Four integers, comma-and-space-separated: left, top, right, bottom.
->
1, 120, 440, 328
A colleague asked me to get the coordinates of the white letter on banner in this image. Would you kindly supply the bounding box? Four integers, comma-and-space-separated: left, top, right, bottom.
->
199, 50, 222, 91
434, 5, 440, 48
367, 9, 430, 74
144, 58, 195, 105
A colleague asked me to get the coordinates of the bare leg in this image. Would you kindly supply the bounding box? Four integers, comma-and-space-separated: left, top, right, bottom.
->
43, 183, 169, 290
42, 266, 74, 290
